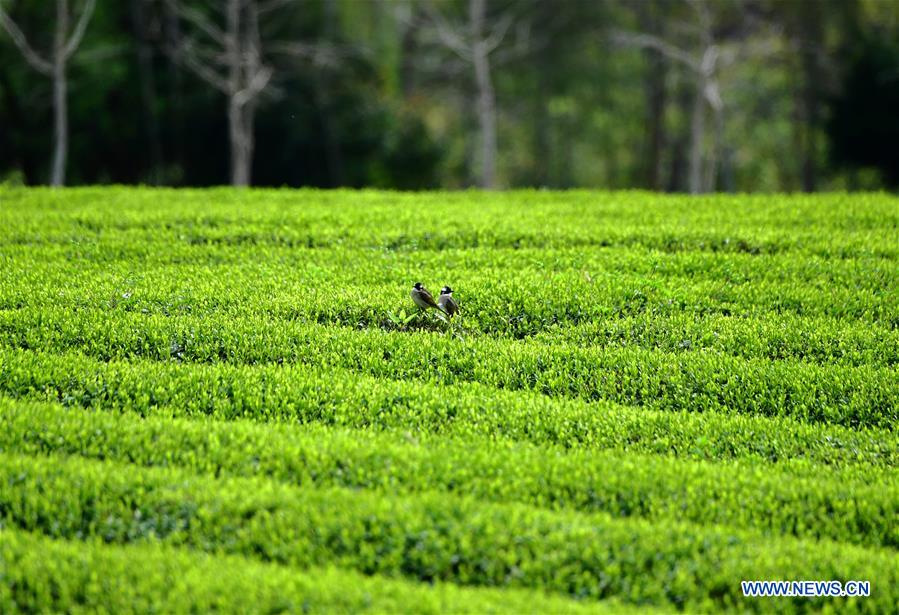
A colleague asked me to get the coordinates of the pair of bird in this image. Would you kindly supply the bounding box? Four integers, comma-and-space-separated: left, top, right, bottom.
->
410, 282, 460, 317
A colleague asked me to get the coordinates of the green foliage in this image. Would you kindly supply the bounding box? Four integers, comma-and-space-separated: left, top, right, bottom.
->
1, 308, 895, 428
1, 452, 897, 613
1, 398, 896, 549
0, 188, 896, 613
0, 529, 623, 614
1, 348, 896, 468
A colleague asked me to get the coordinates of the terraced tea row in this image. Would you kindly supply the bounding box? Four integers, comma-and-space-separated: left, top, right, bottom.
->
4, 189, 897, 257
1, 310, 895, 428
2, 452, 896, 613
2, 398, 894, 549
4, 254, 897, 367
3, 249, 897, 328
2, 530, 631, 615
4, 350, 894, 473
6, 239, 896, 287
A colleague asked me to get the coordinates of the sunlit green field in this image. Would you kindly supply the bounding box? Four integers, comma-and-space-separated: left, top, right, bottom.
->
1, 188, 897, 613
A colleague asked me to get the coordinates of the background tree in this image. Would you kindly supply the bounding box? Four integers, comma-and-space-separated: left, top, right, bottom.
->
164, 0, 276, 186
425, 0, 519, 189
0, 0, 96, 186
1, 0, 897, 192
637, 0, 668, 191
614, 0, 731, 194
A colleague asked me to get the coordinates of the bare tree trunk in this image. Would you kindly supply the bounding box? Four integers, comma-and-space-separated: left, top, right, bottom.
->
228, 99, 252, 187
688, 75, 705, 194
640, 0, 667, 190
699, 44, 722, 194
244, 101, 256, 183
51, 58, 68, 187
225, 0, 246, 186
223, 0, 254, 187
470, 0, 496, 189
50, 0, 70, 187
705, 105, 723, 192
472, 45, 496, 189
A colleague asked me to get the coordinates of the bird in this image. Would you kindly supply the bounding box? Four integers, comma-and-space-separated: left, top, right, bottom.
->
410, 282, 442, 313
437, 286, 460, 318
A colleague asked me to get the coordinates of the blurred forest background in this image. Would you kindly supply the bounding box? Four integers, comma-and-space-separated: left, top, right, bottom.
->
1, 0, 897, 191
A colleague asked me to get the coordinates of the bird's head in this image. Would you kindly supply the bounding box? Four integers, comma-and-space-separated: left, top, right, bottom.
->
440, 286, 453, 295
413, 282, 423, 290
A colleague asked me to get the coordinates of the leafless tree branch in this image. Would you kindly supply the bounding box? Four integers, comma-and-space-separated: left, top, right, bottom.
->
164, 0, 288, 186
233, 64, 272, 107
700, 44, 718, 75
423, 1, 471, 61
178, 38, 230, 92
165, 0, 226, 45
612, 30, 699, 72
62, 0, 96, 59
483, 12, 513, 54
0, 6, 53, 74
